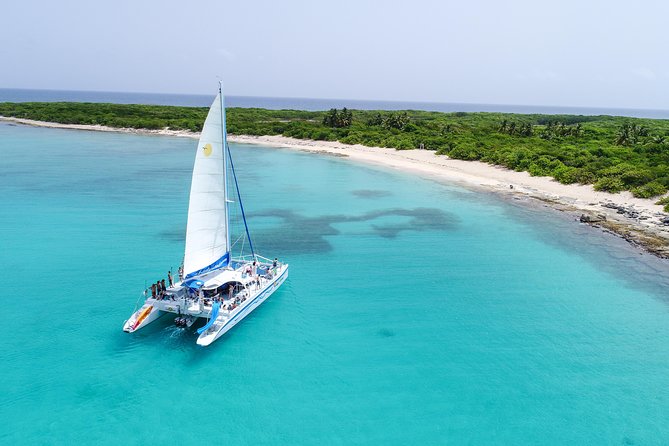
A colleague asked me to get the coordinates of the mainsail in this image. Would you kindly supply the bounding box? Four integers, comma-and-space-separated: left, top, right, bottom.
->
183, 92, 230, 277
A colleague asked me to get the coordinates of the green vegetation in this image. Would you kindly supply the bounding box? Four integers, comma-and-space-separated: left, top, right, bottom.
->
2, 101, 669, 199
0, 102, 208, 132
323, 108, 352, 128
657, 196, 669, 212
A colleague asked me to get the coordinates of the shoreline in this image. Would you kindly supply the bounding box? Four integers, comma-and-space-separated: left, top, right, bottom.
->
3, 116, 669, 258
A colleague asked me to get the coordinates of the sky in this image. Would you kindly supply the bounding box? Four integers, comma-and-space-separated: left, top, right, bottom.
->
2, 0, 668, 109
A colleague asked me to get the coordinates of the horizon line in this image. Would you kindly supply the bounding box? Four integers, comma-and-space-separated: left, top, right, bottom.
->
1, 86, 667, 113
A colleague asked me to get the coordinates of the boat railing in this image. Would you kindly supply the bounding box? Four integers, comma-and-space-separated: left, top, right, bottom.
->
130, 289, 148, 315
233, 254, 282, 266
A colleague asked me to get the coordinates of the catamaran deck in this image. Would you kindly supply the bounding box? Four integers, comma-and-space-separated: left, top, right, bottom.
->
124, 260, 288, 345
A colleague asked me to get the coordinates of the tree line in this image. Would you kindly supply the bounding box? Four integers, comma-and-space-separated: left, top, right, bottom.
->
2, 101, 669, 204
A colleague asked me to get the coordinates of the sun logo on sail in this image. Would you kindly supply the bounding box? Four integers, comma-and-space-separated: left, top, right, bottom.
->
202, 143, 213, 157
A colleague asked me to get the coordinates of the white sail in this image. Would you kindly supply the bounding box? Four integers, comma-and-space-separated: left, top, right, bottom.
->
183, 92, 229, 277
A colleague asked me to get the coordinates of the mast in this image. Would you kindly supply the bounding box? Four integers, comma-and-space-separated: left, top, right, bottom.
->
219, 82, 231, 259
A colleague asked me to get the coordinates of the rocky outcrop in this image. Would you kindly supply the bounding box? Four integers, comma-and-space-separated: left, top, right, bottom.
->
580, 214, 607, 223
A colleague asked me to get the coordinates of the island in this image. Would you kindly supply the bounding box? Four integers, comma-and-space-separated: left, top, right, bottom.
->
1, 101, 669, 257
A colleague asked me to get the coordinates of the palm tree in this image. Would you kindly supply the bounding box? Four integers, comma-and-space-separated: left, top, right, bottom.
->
615, 125, 631, 146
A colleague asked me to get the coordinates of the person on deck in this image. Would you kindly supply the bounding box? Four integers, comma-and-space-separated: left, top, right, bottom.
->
168, 271, 173, 287
151, 283, 156, 298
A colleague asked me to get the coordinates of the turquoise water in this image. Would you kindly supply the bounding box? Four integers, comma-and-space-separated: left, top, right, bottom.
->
2, 122, 669, 444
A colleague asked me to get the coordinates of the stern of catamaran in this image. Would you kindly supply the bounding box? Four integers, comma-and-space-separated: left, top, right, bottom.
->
123, 258, 288, 341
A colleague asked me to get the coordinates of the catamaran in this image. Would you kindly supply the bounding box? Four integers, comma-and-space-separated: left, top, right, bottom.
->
123, 84, 288, 346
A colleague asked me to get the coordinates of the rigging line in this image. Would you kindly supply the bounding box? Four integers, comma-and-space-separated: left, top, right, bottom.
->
227, 142, 256, 259
230, 233, 245, 249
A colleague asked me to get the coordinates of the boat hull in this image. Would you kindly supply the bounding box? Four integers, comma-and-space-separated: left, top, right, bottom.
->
123, 304, 164, 333
196, 265, 288, 346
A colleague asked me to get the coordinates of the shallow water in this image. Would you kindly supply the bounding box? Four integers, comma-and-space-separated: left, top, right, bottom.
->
1, 122, 669, 444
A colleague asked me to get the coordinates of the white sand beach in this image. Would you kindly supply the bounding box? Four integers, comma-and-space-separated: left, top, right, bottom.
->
3, 116, 668, 256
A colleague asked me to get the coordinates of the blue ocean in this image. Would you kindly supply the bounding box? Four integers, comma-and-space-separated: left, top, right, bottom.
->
1, 122, 669, 444
2, 87, 669, 119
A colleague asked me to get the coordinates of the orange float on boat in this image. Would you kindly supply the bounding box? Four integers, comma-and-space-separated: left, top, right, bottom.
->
132, 305, 153, 330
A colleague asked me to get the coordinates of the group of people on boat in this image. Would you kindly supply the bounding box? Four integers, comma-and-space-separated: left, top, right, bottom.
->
222, 293, 247, 312
244, 258, 279, 282
149, 270, 176, 300
193, 283, 246, 311
210, 283, 239, 303
244, 259, 279, 289
148, 258, 280, 304
150, 279, 167, 299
